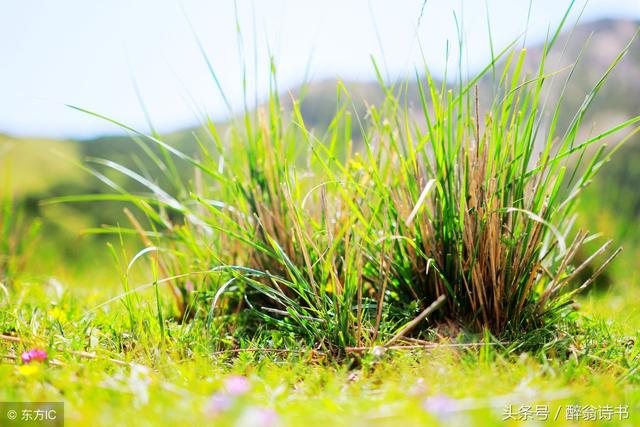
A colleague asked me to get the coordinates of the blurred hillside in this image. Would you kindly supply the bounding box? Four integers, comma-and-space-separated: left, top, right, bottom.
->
0, 18, 638, 281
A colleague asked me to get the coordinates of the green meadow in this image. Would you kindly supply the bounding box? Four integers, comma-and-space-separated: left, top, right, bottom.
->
1, 9, 640, 427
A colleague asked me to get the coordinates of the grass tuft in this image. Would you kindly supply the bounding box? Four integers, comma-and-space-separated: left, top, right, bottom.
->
48, 9, 639, 356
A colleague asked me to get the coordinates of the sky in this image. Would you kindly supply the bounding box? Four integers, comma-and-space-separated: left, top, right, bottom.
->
1, 0, 639, 139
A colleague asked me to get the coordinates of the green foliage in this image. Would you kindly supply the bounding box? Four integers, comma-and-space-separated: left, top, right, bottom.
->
1, 10, 640, 427
40, 7, 638, 356
54, 48, 635, 359
1, 283, 640, 427
353, 33, 638, 336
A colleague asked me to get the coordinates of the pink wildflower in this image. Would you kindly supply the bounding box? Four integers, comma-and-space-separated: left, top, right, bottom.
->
422, 394, 460, 416
205, 392, 234, 417
21, 348, 48, 364
224, 375, 251, 396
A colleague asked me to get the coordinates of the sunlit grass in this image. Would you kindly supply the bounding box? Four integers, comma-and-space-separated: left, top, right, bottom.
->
1, 4, 639, 427
1, 283, 639, 426
39, 9, 638, 357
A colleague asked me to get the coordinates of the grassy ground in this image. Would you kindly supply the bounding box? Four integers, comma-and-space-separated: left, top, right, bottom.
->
2, 9, 639, 426
1, 269, 638, 427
